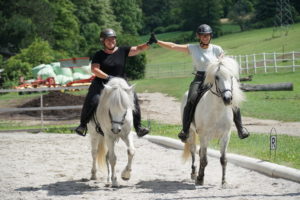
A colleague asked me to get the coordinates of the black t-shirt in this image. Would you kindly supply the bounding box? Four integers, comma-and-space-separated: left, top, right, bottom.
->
91, 46, 131, 79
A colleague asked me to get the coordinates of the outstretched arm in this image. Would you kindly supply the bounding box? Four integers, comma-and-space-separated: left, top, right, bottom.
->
156, 40, 189, 53
128, 43, 149, 57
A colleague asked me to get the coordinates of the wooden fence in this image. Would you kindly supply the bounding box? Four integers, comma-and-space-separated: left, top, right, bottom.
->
145, 51, 300, 78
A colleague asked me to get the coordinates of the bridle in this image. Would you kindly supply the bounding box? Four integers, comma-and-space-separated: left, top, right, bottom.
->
109, 110, 127, 126
209, 66, 233, 98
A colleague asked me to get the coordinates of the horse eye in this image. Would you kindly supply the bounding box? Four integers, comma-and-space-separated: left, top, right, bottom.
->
215, 76, 219, 81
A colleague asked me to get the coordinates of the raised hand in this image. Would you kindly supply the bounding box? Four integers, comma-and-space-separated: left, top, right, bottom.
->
147, 32, 158, 45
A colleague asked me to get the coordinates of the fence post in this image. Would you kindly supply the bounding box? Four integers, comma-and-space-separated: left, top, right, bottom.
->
274, 52, 278, 73
253, 54, 257, 74
263, 52, 267, 73
239, 55, 242, 74
246, 55, 249, 74
292, 51, 295, 72
40, 94, 44, 129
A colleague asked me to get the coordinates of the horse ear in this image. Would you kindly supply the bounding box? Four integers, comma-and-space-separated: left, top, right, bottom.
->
125, 84, 135, 93
104, 83, 113, 92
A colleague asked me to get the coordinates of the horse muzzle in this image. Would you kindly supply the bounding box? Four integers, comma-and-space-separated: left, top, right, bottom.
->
111, 126, 122, 134
222, 91, 232, 105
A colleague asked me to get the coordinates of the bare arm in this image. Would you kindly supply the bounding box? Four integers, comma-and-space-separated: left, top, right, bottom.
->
128, 43, 149, 57
157, 40, 189, 53
91, 63, 109, 79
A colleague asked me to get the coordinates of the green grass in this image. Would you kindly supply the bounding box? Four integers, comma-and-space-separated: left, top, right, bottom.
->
132, 70, 300, 122
145, 23, 300, 65
145, 121, 300, 169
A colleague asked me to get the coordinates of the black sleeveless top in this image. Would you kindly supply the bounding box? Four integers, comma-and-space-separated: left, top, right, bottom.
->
91, 46, 131, 81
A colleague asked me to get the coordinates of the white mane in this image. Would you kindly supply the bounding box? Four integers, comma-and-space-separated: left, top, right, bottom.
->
204, 56, 245, 107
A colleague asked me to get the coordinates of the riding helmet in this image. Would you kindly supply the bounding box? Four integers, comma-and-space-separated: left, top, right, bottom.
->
100, 28, 117, 42
197, 24, 213, 35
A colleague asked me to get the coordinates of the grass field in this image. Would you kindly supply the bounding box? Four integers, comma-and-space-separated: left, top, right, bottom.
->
147, 121, 300, 170
132, 70, 300, 122
144, 23, 300, 64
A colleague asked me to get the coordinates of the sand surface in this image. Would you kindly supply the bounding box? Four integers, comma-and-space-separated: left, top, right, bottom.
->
0, 132, 299, 200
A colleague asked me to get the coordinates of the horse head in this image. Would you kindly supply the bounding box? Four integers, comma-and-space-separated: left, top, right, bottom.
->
102, 78, 135, 134
205, 57, 245, 107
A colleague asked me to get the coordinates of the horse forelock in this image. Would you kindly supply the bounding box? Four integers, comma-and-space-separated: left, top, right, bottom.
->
101, 78, 135, 112
205, 56, 245, 107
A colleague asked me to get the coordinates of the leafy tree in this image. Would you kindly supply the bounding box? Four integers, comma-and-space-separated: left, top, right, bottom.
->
228, 0, 254, 31
0, 0, 55, 54
71, 0, 122, 55
141, 0, 182, 34
111, 0, 143, 35
180, 0, 223, 36
50, 0, 82, 57
3, 38, 55, 85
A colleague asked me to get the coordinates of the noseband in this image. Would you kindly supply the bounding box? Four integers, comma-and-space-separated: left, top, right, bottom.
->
209, 66, 233, 98
109, 110, 127, 126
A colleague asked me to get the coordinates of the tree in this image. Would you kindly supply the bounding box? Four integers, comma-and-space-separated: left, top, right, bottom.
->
180, 0, 223, 36
71, 0, 122, 55
111, 0, 143, 35
50, 0, 83, 57
0, 0, 55, 54
228, 0, 254, 31
3, 38, 55, 86
141, 0, 182, 34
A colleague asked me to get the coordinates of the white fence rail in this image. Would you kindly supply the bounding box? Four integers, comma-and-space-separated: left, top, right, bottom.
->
145, 51, 300, 78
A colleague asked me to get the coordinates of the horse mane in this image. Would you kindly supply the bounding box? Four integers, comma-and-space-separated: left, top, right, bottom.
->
99, 78, 135, 114
204, 56, 245, 107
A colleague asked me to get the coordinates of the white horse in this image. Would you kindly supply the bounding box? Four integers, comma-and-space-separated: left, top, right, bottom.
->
87, 77, 135, 187
182, 57, 245, 186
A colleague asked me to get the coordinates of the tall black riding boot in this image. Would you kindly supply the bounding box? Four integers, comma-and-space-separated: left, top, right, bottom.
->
178, 73, 208, 142
75, 94, 99, 136
233, 108, 249, 139
178, 101, 195, 142
133, 93, 149, 137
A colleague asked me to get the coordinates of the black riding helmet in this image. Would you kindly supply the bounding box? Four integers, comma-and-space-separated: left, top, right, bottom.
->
100, 28, 117, 42
197, 24, 213, 35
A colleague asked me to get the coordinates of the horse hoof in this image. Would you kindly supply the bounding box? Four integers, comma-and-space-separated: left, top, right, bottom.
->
112, 183, 119, 188
191, 173, 197, 180
90, 175, 97, 180
121, 170, 131, 181
195, 177, 204, 185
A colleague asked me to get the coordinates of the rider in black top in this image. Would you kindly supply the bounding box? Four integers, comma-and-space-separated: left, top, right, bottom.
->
75, 28, 157, 137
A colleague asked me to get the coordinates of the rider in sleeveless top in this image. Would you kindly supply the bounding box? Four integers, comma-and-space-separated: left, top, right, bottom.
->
75, 28, 157, 137
151, 24, 250, 142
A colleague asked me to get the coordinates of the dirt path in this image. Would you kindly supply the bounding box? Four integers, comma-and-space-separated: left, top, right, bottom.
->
138, 93, 300, 137
0, 132, 299, 200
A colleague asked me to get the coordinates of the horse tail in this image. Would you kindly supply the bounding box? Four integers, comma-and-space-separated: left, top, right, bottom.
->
182, 131, 197, 163
97, 137, 107, 169
182, 142, 191, 162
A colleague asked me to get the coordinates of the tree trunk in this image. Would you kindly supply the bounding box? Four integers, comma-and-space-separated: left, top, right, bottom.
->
240, 82, 293, 92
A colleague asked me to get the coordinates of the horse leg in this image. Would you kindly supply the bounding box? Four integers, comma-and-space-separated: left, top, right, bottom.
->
106, 153, 110, 184
196, 146, 207, 185
90, 134, 100, 180
187, 131, 197, 180
106, 138, 118, 187
220, 136, 229, 186
121, 135, 135, 181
